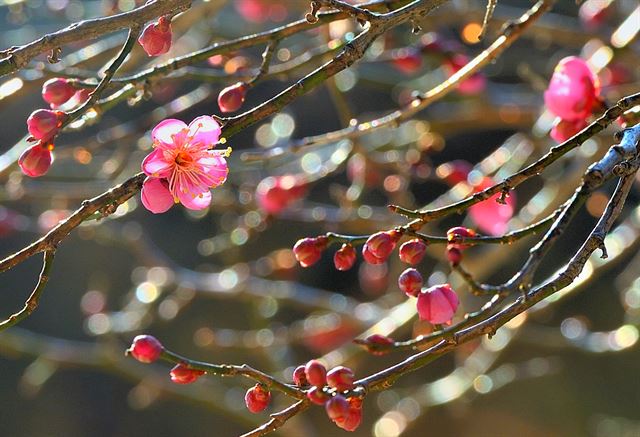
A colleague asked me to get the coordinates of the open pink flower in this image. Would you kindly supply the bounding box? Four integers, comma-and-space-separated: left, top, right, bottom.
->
544, 56, 600, 122
141, 116, 229, 212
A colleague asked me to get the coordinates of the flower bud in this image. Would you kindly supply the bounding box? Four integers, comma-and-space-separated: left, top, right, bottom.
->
544, 56, 600, 122
292, 365, 308, 387
138, 17, 172, 56
42, 78, 75, 106
398, 239, 427, 265
362, 244, 384, 264
27, 109, 63, 140
326, 395, 350, 423
446, 245, 463, 266
339, 401, 363, 431
398, 268, 423, 297
304, 359, 327, 387
364, 231, 400, 261
18, 143, 53, 177
334, 244, 356, 271
256, 175, 306, 215
245, 384, 271, 413
293, 236, 328, 267
169, 364, 205, 384
218, 82, 249, 113
417, 283, 460, 324
326, 366, 355, 392
126, 335, 164, 363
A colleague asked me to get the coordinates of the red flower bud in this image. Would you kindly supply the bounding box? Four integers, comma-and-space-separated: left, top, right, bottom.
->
364, 231, 400, 261
334, 244, 356, 271
27, 109, 63, 140
138, 17, 172, 56
417, 283, 460, 324
398, 267, 423, 297
304, 359, 327, 387
362, 244, 384, 264
18, 143, 53, 177
293, 236, 328, 267
256, 175, 306, 215
326, 395, 350, 424
245, 384, 271, 413
126, 335, 164, 363
169, 364, 205, 384
218, 82, 249, 113
398, 238, 427, 265
339, 401, 363, 431
326, 366, 355, 392
42, 78, 75, 106
292, 365, 308, 387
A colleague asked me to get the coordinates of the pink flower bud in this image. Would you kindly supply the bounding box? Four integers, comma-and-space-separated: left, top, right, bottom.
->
467, 177, 516, 236
544, 56, 600, 122
362, 244, 384, 264
361, 334, 394, 355
326, 366, 355, 392
417, 283, 460, 324
399, 239, 427, 265
550, 118, 588, 143
218, 82, 249, 113
305, 359, 327, 387
293, 365, 308, 386
245, 384, 271, 413
326, 395, 350, 423
398, 268, 423, 297
27, 109, 63, 140
138, 17, 172, 56
42, 78, 75, 106
293, 236, 328, 267
307, 386, 330, 404
364, 231, 400, 261
141, 177, 175, 214
169, 364, 205, 384
126, 335, 164, 363
446, 226, 476, 250
256, 175, 306, 215
334, 244, 356, 271
18, 143, 53, 177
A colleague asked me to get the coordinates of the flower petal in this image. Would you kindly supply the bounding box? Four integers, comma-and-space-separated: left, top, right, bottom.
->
188, 116, 221, 150
141, 178, 174, 213
152, 119, 188, 149
142, 149, 173, 177
197, 153, 229, 187
177, 187, 212, 210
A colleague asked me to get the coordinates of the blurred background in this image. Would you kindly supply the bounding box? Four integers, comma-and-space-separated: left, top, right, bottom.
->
0, 0, 639, 436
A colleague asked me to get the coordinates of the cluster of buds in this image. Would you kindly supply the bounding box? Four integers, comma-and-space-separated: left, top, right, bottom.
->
20, 109, 68, 177
544, 56, 601, 142
446, 226, 476, 266
293, 360, 362, 431
126, 336, 205, 384
256, 174, 307, 215
138, 16, 172, 56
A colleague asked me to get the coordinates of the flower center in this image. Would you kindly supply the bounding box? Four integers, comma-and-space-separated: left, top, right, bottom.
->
175, 151, 193, 166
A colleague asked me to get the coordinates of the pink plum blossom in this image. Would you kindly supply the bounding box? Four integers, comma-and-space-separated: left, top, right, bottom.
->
544, 56, 600, 122
416, 283, 460, 324
141, 116, 229, 213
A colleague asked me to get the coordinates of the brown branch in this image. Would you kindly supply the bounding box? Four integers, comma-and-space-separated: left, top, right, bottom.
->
240, 400, 310, 437
0, 0, 191, 77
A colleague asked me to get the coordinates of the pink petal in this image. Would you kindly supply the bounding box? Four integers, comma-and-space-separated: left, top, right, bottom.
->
141, 178, 174, 214
197, 153, 229, 187
429, 290, 455, 324
152, 119, 188, 149
177, 187, 212, 210
141, 149, 173, 177
188, 116, 221, 150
